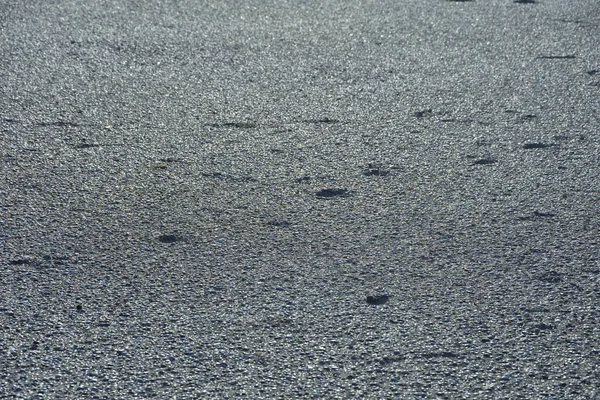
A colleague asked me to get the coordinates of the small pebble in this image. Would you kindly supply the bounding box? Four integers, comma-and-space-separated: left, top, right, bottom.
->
315, 188, 348, 198
158, 234, 180, 243
367, 295, 389, 305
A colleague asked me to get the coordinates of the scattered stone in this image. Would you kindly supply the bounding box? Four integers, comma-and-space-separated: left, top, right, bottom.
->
224, 122, 256, 128
414, 109, 433, 118
363, 168, 389, 177
76, 304, 83, 312
38, 120, 81, 128
379, 356, 403, 365
440, 118, 474, 124
519, 114, 537, 121
472, 158, 496, 165
158, 234, 180, 243
210, 122, 256, 129
295, 176, 311, 183
363, 164, 390, 176
537, 55, 576, 60
533, 323, 554, 331
533, 211, 556, 217
202, 172, 224, 178
518, 211, 556, 221
269, 128, 293, 134
9, 258, 31, 265
304, 117, 339, 124
74, 143, 99, 149
315, 188, 349, 198
159, 157, 182, 163
268, 221, 290, 227
366, 295, 389, 305
537, 271, 562, 284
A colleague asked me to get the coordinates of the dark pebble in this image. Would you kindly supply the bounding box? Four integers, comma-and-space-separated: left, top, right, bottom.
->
533, 210, 555, 217
268, 221, 290, 227
366, 295, 389, 305
316, 188, 349, 198
304, 117, 339, 124
295, 176, 311, 183
74, 143, 100, 149
414, 109, 433, 118
472, 158, 496, 165
158, 234, 180, 243
9, 259, 31, 265
363, 168, 389, 176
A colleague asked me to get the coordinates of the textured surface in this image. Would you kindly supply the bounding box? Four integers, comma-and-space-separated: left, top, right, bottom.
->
1, 0, 599, 398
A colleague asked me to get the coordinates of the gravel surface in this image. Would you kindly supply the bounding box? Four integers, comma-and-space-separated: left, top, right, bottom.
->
1, 0, 599, 398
